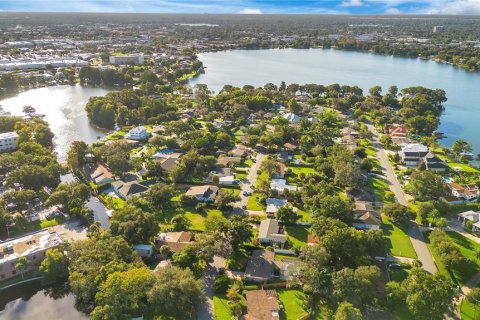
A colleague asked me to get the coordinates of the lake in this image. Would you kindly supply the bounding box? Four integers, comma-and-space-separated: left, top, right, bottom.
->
0, 280, 87, 320
190, 48, 480, 152
0, 85, 111, 161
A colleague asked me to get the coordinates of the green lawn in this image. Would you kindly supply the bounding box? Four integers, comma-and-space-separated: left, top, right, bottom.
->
295, 207, 311, 222
235, 172, 247, 180
369, 176, 390, 203
288, 166, 317, 176
382, 215, 417, 259
221, 186, 241, 197
435, 151, 479, 173
286, 225, 309, 249
213, 294, 231, 320
358, 139, 376, 157
100, 194, 126, 210
277, 289, 308, 320
184, 209, 224, 232
246, 193, 264, 211
243, 159, 253, 167
427, 231, 480, 286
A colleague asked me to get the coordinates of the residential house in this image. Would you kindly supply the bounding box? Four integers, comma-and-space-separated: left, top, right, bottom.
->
219, 175, 236, 185
386, 124, 408, 139
185, 185, 219, 202
133, 244, 153, 257
0, 229, 62, 280
277, 151, 292, 163
258, 219, 287, 245
244, 249, 276, 282
125, 126, 149, 141
270, 179, 297, 194
448, 183, 480, 202
156, 231, 193, 252
217, 156, 242, 167
245, 290, 280, 320
158, 157, 179, 173
423, 152, 449, 172
229, 144, 248, 158
274, 258, 300, 281
353, 211, 382, 230
206, 168, 232, 183
307, 234, 319, 246
86, 163, 114, 185
265, 198, 287, 215
282, 112, 300, 123
400, 144, 429, 167
272, 162, 287, 179
283, 142, 298, 152
457, 210, 480, 225
111, 179, 155, 199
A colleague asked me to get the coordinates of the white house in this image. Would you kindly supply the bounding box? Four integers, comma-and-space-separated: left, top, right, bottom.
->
133, 244, 153, 257
282, 112, 301, 123
125, 126, 149, 141
457, 210, 480, 225
352, 212, 382, 230
219, 175, 236, 185
185, 185, 219, 202
270, 179, 297, 194
0, 132, 19, 152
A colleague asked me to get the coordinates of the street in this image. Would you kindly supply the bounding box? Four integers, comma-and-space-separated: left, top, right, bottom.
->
233, 152, 266, 215
366, 123, 438, 274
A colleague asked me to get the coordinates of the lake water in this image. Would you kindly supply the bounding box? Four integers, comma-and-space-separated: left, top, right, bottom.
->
0, 85, 111, 161
0, 280, 87, 320
191, 48, 480, 152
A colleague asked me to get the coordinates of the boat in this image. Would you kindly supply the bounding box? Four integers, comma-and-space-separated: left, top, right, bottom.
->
22, 105, 36, 114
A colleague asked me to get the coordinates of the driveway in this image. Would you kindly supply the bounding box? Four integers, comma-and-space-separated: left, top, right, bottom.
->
197, 256, 225, 320
50, 220, 87, 242
366, 123, 437, 274
447, 219, 480, 245
233, 152, 266, 214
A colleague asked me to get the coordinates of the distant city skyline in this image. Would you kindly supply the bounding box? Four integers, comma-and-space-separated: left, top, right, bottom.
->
0, 0, 480, 15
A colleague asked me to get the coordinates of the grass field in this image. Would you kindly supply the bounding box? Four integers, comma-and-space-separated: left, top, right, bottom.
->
435, 150, 479, 173
247, 193, 264, 211
460, 296, 480, 320
382, 215, 417, 259
213, 294, 231, 320
426, 231, 480, 286
184, 209, 224, 232
286, 225, 309, 249
277, 289, 308, 320
288, 166, 317, 176
369, 176, 390, 203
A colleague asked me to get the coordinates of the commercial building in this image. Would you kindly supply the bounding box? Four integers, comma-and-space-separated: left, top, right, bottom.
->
0, 58, 88, 71
109, 55, 144, 65
0, 229, 62, 280
0, 132, 19, 152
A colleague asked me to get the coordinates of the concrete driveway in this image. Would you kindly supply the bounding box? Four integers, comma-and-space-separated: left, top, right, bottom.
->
233, 152, 266, 214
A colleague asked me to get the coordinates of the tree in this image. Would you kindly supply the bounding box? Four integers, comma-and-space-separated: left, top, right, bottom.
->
145, 183, 175, 207
109, 205, 158, 244
331, 266, 381, 307
402, 267, 456, 320
297, 245, 332, 299
310, 195, 354, 224
15, 256, 32, 279
215, 189, 237, 209
333, 162, 364, 189
91, 267, 151, 320
451, 139, 472, 159
276, 206, 300, 224
311, 216, 347, 237
288, 97, 302, 114
39, 248, 69, 285
170, 214, 190, 231
334, 302, 363, 320
405, 170, 446, 201
147, 266, 204, 320
383, 203, 416, 227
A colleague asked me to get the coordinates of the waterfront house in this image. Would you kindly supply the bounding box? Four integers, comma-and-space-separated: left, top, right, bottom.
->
423, 152, 449, 172
125, 126, 149, 141
400, 143, 429, 167
86, 163, 114, 185
448, 182, 480, 202
0, 132, 19, 152
111, 179, 155, 199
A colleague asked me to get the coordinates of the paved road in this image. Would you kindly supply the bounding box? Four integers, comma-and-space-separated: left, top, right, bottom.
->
366, 123, 437, 274
448, 219, 480, 245
233, 152, 266, 215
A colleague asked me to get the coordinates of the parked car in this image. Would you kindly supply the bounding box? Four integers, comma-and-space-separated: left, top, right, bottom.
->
242, 190, 251, 196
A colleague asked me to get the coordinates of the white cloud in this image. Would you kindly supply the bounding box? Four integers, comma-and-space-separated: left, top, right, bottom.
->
424, 0, 480, 14
384, 7, 401, 14
341, 0, 363, 7
237, 7, 262, 14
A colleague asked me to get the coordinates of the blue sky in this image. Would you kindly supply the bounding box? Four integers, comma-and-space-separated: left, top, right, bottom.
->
0, 0, 480, 14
